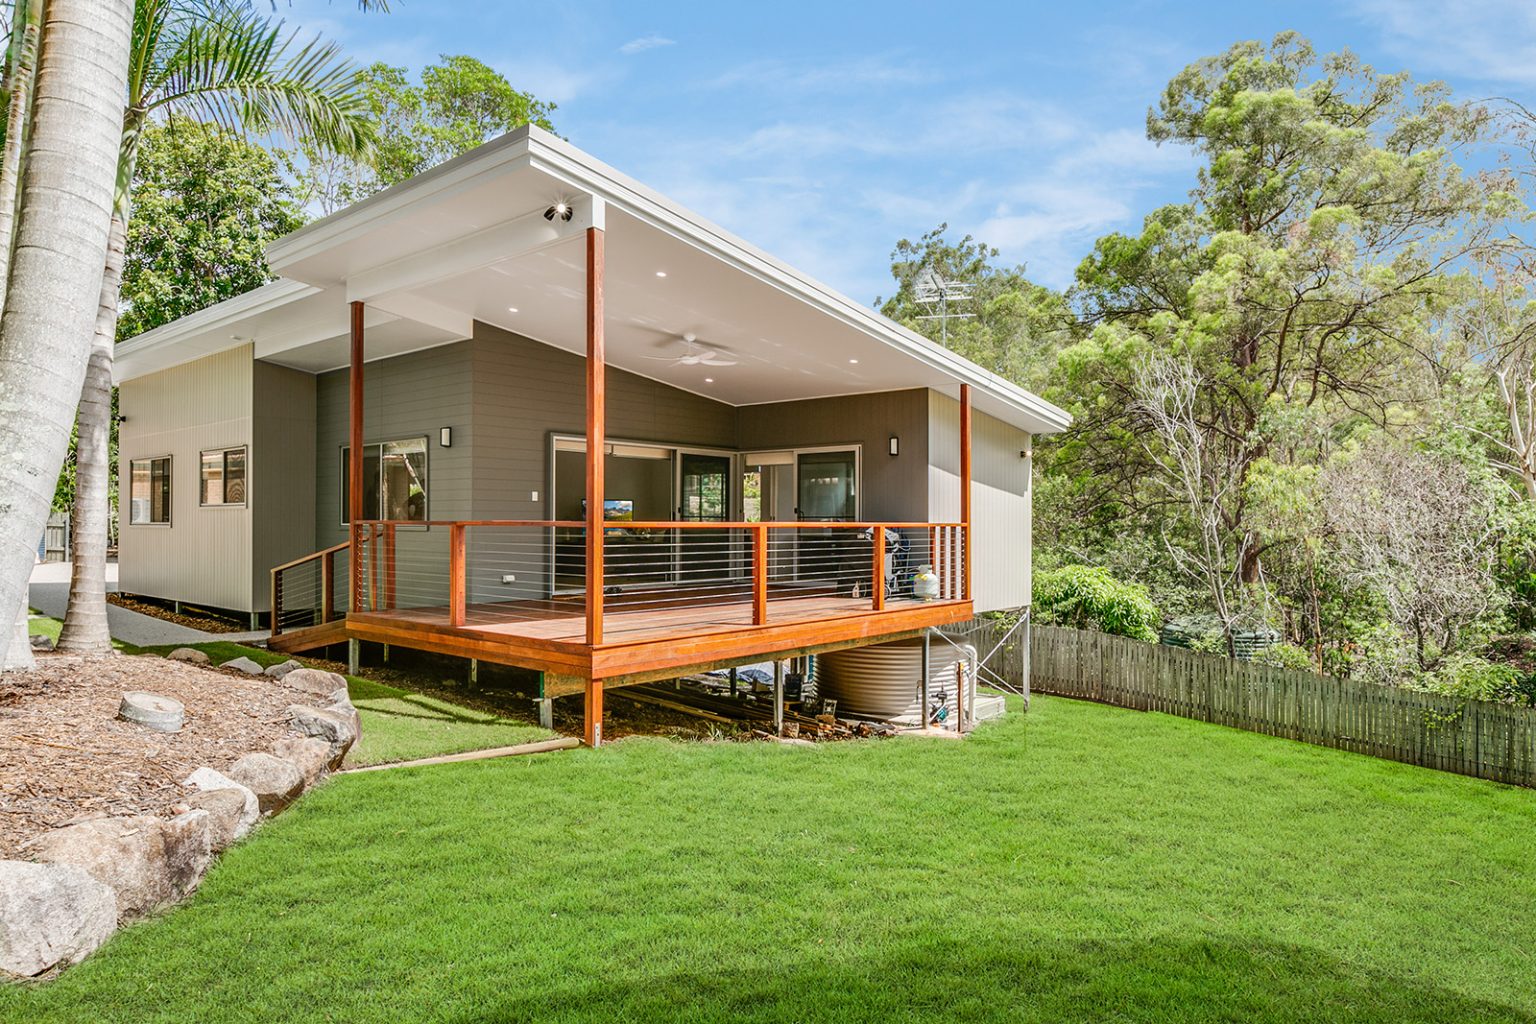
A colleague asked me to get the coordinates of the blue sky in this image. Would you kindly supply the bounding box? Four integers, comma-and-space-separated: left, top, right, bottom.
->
284, 0, 1536, 305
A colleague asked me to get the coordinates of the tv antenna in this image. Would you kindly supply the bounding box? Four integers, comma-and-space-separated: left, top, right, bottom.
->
912, 266, 975, 344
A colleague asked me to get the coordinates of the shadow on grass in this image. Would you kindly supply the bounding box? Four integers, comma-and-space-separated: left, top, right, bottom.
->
444, 936, 1534, 1024
351, 693, 512, 727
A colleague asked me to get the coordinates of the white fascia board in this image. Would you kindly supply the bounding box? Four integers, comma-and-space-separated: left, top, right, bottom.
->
114, 279, 319, 383
523, 129, 1073, 435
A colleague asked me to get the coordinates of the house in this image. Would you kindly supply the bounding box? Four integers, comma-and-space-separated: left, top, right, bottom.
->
113, 125, 1071, 744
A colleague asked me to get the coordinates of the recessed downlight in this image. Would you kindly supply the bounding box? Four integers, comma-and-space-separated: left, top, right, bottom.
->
507, 306, 519, 313
848, 358, 859, 364
655, 270, 668, 278
704, 377, 714, 383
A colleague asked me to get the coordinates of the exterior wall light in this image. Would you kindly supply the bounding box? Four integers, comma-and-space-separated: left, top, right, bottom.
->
889, 435, 899, 457
440, 427, 453, 448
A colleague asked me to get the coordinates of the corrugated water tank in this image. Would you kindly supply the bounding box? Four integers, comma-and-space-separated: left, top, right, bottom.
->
813, 637, 978, 724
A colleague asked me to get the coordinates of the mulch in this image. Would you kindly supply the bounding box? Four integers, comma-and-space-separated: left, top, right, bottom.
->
106, 592, 249, 634
0, 653, 307, 858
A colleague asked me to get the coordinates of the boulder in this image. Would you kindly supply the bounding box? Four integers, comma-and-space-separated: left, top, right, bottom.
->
29, 815, 172, 919
273, 735, 331, 788
326, 688, 362, 738
263, 659, 303, 680
185, 788, 247, 852
28, 634, 53, 651
0, 861, 116, 978
220, 656, 266, 676
288, 704, 357, 769
183, 767, 259, 840
118, 691, 184, 733
160, 810, 211, 896
226, 753, 304, 815
283, 667, 347, 697
166, 647, 210, 665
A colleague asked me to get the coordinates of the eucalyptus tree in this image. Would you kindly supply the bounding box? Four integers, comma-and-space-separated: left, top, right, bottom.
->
1055, 32, 1517, 614
53, 0, 372, 654
0, 0, 135, 671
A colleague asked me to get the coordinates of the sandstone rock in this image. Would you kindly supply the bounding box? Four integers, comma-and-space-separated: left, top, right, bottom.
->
186, 788, 247, 852
183, 767, 259, 840
288, 704, 357, 769
273, 735, 331, 788
226, 753, 304, 815
29, 815, 172, 919
283, 667, 347, 697
263, 659, 303, 679
220, 656, 266, 676
118, 691, 184, 733
160, 810, 211, 896
166, 647, 210, 665
0, 861, 116, 977
325, 688, 361, 738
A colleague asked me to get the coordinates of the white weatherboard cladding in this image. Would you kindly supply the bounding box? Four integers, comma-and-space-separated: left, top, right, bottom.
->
928, 390, 1032, 614
117, 346, 255, 610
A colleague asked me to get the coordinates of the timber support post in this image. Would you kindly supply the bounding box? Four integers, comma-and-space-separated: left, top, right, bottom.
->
773, 660, 785, 735
584, 679, 604, 747
585, 214, 606, 647
959, 383, 972, 602
921, 627, 932, 727
349, 300, 364, 611
347, 638, 360, 675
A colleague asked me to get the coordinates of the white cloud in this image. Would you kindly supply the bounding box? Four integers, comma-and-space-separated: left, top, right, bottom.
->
1350, 0, 1536, 86
619, 34, 676, 55
709, 54, 937, 93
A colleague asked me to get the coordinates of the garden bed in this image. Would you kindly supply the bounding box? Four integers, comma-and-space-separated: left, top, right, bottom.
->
0, 653, 296, 857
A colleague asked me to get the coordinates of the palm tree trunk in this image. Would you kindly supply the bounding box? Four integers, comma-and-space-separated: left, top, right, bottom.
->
0, 0, 133, 670
0, 2, 44, 664
57, 209, 125, 654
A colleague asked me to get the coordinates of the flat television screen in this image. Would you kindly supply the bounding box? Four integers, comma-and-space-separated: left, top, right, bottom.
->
603, 499, 634, 522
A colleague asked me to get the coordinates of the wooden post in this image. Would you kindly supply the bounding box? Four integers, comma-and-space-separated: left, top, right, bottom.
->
384, 523, 396, 610
270, 570, 281, 637
871, 527, 886, 611
449, 523, 466, 627
348, 300, 365, 611
921, 627, 931, 727
729, 666, 738, 698
585, 225, 605, 646
959, 383, 972, 602
584, 678, 604, 747
752, 524, 768, 625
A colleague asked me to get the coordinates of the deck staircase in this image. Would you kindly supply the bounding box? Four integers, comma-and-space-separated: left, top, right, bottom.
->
269, 541, 350, 654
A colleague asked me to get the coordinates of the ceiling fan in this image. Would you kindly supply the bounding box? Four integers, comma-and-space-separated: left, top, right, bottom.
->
645, 333, 739, 368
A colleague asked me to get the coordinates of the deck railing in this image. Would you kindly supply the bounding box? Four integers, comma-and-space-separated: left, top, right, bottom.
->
348, 519, 968, 636
270, 540, 350, 637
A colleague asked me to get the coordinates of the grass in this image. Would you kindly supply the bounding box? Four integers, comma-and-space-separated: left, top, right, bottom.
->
24, 609, 60, 645
119, 640, 554, 767
2, 695, 1534, 1023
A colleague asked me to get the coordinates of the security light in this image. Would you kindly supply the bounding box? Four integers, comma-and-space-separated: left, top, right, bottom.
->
544, 202, 573, 222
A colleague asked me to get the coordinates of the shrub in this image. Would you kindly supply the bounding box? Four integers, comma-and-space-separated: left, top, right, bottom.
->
1418, 654, 1533, 705
1033, 565, 1159, 642
1253, 642, 1315, 672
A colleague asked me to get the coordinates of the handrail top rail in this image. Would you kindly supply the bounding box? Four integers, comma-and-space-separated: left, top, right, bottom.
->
270, 539, 351, 576
352, 518, 965, 530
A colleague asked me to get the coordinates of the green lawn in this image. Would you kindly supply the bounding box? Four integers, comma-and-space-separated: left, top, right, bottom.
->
122, 641, 554, 767
4, 696, 1534, 1023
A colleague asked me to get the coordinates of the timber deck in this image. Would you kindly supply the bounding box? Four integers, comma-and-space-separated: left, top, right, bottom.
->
274, 592, 972, 688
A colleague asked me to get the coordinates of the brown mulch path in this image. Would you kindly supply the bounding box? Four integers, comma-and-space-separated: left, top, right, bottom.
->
106, 592, 248, 633
0, 653, 311, 857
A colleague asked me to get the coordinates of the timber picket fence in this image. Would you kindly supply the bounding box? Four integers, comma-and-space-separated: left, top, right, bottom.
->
1031, 623, 1536, 788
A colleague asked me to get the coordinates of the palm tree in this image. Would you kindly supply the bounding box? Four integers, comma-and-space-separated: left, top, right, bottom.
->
55, 0, 373, 654
0, 0, 136, 670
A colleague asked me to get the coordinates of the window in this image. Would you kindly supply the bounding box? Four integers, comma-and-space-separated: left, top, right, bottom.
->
200, 446, 247, 506
341, 438, 427, 523
129, 456, 172, 525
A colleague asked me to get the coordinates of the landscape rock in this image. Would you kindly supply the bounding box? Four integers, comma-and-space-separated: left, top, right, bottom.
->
118, 691, 184, 733
226, 753, 304, 815
263, 659, 303, 679
185, 788, 247, 852
220, 656, 266, 676
288, 704, 357, 769
160, 810, 212, 896
28, 634, 53, 651
0, 861, 116, 977
166, 647, 210, 665
183, 767, 259, 840
283, 667, 347, 697
273, 735, 331, 788
325, 688, 362, 738
29, 815, 173, 919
